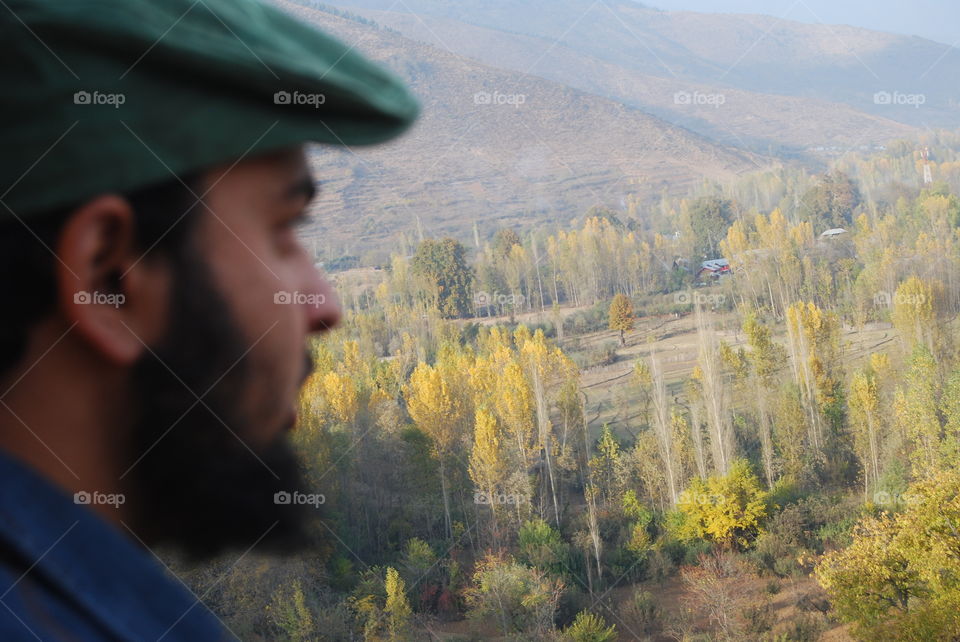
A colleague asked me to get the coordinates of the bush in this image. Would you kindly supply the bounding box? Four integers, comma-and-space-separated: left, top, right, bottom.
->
557, 585, 591, 628
563, 610, 617, 642
659, 534, 712, 568
621, 589, 659, 635
518, 519, 570, 577
465, 555, 562, 637
646, 548, 676, 583
742, 600, 775, 636
784, 613, 827, 642
565, 303, 609, 337
589, 341, 619, 367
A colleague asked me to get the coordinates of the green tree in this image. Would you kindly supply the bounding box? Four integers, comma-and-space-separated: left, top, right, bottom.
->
800, 170, 861, 232
411, 238, 474, 318
518, 519, 569, 577
687, 196, 735, 259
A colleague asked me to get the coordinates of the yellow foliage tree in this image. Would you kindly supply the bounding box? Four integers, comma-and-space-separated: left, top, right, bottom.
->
676, 459, 768, 549
608, 293, 634, 346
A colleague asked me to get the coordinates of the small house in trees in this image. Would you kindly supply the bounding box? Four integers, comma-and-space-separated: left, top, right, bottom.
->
820, 228, 846, 238
696, 258, 730, 281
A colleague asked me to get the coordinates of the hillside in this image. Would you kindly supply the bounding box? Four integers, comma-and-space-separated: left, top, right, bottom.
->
274, 1, 769, 258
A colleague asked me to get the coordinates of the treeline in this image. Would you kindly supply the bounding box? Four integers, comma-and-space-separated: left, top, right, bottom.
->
174, 134, 960, 640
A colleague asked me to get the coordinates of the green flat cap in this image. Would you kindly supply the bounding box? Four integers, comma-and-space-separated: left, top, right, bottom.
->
2, 0, 419, 217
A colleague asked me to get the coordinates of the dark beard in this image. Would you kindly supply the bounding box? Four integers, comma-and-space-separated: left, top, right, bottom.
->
126, 245, 314, 561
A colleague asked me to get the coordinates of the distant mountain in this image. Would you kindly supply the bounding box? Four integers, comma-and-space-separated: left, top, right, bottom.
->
313, 0, 959, 131
273, 1, 767, 257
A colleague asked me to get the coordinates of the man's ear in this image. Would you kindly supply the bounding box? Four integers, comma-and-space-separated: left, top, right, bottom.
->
55, 194, 169, 365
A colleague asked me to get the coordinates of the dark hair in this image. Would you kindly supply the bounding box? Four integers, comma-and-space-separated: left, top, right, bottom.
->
0, 176, 202, 373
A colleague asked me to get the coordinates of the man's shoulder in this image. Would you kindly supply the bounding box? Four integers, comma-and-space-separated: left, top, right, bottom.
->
0, 452, 233, 641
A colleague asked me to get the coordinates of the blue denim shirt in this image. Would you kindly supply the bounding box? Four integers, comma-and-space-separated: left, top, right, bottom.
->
0, 450, 234, 641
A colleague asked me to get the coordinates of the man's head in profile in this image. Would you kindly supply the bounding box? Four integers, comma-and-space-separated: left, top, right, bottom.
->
0, 1, 416, 636
2, 148, 340, 558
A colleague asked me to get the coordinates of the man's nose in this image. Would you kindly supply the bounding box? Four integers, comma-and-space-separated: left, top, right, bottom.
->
302, 264, 341, 334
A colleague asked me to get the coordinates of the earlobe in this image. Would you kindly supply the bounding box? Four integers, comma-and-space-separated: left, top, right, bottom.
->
55, 195, 155, 366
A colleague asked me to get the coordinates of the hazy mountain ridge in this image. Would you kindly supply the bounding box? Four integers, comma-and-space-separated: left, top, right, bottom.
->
324, 7, 914, 156
313, 0, 959, 129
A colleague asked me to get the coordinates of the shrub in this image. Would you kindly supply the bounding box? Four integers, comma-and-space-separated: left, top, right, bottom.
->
563, 610, 617, 642
621, 589, 659, 635
784, 613, 827, 642
465, 555, 562, 637
518, 519, 570, 577
742, 600, 776, 636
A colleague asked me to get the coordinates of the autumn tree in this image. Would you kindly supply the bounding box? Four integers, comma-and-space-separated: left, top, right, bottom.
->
894, 344, 942, 476
785, 301, 844, 464
647, 349, 682, 504
695, 304, 734, 475
849, 365, 886, 497
384, 567, 412, 641
608, 293, 634, 346
405, 357, 471, 538
470, 406, 507, 545
676, 459, 768, 549
817, 470, 960, 640
891, 276, 945, 354
465, 555, 563, 637
563, 610, 617, 641
492, 227, 522, 260
742, 311, 786, 486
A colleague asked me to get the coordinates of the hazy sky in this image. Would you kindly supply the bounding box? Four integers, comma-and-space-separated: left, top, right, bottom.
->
647, 0, 960, 46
